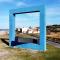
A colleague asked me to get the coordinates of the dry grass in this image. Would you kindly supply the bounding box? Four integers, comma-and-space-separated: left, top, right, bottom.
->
0, 38, 60, 60
0, 33, 60, 60
0, 44, 60, 60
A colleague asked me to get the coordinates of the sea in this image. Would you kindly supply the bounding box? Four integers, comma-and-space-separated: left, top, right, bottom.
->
0, 29, 9, 31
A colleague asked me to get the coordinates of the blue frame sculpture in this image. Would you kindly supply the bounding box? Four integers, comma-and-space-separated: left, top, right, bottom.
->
9, 5, 46, 51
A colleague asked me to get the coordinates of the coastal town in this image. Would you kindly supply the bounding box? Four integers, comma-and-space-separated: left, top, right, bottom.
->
16, 27, 40, 34
0, 25, 60, 44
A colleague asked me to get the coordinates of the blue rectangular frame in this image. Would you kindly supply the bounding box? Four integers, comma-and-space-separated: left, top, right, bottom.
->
9, 5, 46, 51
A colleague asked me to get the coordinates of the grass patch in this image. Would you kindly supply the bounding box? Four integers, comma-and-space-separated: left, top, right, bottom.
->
16, 34, 33, 38
0, 44, 60, 60
0, 34, 60, 60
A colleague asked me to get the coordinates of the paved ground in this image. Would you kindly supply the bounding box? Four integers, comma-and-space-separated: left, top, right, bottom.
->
47, 41, 60, 48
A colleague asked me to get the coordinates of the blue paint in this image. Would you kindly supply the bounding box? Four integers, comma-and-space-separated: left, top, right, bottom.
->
9, 5, 46, 51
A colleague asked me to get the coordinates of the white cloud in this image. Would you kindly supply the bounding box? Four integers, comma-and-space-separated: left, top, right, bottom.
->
46, 7, 60, 25
0, 15, 9, 29
0, 15, 9, 18
0, 0, 14, 3
16, 2, 27, 7
46, 7, 60, 16
27, 12, 40, 17
0, 0, 28, 7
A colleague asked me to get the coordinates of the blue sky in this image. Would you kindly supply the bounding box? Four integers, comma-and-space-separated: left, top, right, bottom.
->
0, 0, 60, 29
15, 12, 40, 28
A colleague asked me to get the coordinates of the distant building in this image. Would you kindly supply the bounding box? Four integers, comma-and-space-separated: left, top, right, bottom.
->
16, 27, 40, 34
16, 28, 22, 33
22, 27, 28, 34
32, 27, 40, 34
28, 29, 33, 34
28, 27, 40, 34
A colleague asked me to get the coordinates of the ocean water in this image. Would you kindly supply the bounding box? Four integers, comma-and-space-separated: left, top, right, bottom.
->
0, 29, 9, 31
